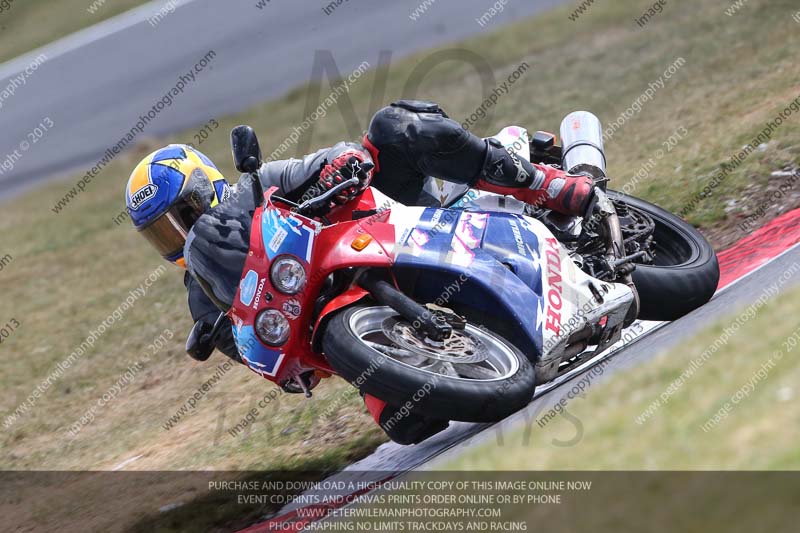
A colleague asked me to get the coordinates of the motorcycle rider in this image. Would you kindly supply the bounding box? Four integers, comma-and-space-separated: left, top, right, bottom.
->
243, 100, 594, 214
125, 100, 595, 441
125, 143, 243, 362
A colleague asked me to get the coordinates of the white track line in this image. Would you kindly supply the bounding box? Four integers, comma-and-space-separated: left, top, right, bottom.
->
112, 454, 142, 471
0, 0, 199, 82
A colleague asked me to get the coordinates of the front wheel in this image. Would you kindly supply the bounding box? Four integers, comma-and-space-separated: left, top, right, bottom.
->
322, 306, 536, 423
609, 191, 720, 321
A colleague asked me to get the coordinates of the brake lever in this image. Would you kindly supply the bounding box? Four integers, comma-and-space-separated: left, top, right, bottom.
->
295, 176, 360, 215
271, 195, 299, 208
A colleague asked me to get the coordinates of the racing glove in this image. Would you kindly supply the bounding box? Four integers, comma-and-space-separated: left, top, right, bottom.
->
317, 148, 375, 206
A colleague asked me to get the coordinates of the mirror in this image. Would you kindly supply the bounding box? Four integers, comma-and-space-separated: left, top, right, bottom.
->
231, 125, 263, 174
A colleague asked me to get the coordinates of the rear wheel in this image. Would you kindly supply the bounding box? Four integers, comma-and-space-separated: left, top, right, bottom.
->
609, 191, 720, 321
322, 306, 536, 423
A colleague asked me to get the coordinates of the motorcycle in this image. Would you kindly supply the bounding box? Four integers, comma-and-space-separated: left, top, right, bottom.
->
190, 111, 719, 444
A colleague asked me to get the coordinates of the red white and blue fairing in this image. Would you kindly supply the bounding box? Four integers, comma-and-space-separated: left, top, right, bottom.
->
228, 127, 634, 384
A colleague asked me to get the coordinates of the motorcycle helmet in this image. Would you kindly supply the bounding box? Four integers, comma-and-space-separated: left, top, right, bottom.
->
125, 144, 230, 267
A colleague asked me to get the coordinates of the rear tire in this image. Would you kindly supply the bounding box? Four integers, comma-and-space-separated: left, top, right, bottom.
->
609, 191, 720, 321
322, 305, 536, 423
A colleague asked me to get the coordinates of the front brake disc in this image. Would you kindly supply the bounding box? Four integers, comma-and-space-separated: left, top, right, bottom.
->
381, 316, 488, 364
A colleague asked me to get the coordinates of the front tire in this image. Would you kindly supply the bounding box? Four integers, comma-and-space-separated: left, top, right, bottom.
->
609, 191, 720, 321
322, 306, 536, 423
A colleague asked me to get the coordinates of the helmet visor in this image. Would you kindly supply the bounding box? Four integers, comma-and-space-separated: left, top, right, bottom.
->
137, 168, 217, 260
138, 207, 194, 259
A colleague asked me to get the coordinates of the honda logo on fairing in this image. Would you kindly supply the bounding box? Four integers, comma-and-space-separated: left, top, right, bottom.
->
252, 278, 267, 309
544, 238, 563, 336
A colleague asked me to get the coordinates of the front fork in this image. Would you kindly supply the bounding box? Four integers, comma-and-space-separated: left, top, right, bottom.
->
357, 271, 454, 341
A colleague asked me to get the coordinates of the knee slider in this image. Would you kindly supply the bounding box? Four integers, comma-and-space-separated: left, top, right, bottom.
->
371, 101, 465, 155
367, 105, 409, 147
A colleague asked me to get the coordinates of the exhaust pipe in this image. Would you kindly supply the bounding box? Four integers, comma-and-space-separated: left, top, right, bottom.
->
560, 112, 640, 323
559, 111, 607, 181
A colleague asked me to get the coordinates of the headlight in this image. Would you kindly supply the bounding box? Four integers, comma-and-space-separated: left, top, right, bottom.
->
270, 256, 306, 295
255, 309, 291, 346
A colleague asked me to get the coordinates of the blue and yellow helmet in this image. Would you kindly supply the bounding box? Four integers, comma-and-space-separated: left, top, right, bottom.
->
125, 144, 230, 267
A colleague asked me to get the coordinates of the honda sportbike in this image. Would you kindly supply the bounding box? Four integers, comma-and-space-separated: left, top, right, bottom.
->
195, 112, 719, 443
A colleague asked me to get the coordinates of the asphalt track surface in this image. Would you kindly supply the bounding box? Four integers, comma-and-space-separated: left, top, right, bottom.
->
250, 207, 800, 529
0, 0, 564, 200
